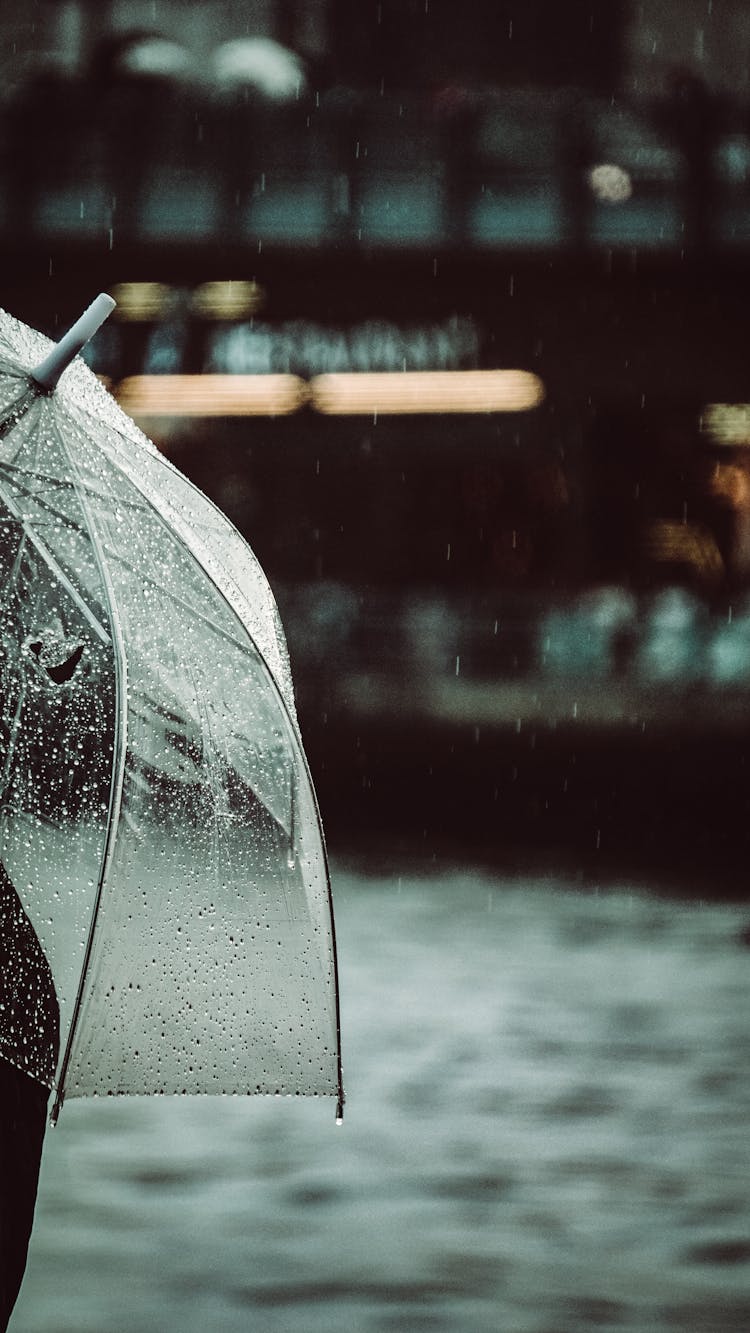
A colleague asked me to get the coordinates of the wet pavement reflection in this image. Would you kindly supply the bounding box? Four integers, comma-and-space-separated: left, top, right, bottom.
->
14, 862, 750, 1332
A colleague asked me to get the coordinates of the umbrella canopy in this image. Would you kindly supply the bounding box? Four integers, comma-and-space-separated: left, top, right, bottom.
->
0, 297, 343, 1122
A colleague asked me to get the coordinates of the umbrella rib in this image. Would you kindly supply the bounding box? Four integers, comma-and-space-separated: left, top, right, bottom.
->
1, 459, 256, 656
0, 383, 42, 439
0, 524, 34, 799
0, 478, 111, 645
0, 459, 76, 491
2, 461, 156, 519
0, 463, 114, 627
50, 412, 129, 1124
99, 540, 252, 656
0, 465, 79, 525
3, 463, 288, 819
0, 461, 100, 531
86, 443, 294, 679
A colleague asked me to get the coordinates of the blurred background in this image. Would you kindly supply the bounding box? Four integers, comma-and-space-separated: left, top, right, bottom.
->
3, 4, 750, 1332
5, 0, 750, 883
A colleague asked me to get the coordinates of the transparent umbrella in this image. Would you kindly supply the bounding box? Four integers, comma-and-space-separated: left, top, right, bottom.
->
0, 296, 343, 1123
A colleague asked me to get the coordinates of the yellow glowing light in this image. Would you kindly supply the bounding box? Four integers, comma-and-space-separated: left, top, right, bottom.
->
116, 375, 308, 417
701, 403, 750, 446
190, 280, 266, 319
110, 282, 176, 321
310, 370, 545, 415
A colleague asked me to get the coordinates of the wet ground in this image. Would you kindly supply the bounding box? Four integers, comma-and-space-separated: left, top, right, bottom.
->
13, 860, 750, 1332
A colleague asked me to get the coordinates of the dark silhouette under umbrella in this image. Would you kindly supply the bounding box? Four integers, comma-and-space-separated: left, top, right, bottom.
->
0, 853, 60, 1331
0, 616, 71, 1328
0, 615, 84, 1325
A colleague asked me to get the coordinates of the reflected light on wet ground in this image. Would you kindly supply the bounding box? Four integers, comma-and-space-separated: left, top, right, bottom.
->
14, 865, 750, 1333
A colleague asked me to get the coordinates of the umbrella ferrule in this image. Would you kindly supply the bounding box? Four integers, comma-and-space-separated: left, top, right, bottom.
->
30, 293, 116, 393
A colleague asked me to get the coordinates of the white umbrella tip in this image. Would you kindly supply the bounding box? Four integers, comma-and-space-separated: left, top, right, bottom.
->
93, 292, 117, 319
31, 293, 117, 392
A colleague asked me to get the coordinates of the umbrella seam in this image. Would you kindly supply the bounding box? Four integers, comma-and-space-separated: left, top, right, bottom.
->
49, 410, 129, 1124
0, 476, 111, 646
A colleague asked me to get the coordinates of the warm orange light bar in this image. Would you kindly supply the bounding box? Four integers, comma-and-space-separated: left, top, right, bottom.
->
117, 374, 308, 417
310, 370, 545, 415
115, 370, 545, 418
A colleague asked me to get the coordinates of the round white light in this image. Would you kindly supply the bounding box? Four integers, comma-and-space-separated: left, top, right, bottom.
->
588, 163, 633, 203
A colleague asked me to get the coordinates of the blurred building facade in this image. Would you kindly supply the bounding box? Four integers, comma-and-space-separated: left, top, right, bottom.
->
3, 1, 750, 94
2, 1, 750, 878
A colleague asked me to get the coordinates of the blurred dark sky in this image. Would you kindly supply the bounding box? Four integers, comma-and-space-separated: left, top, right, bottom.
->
328, 0, 624, 91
